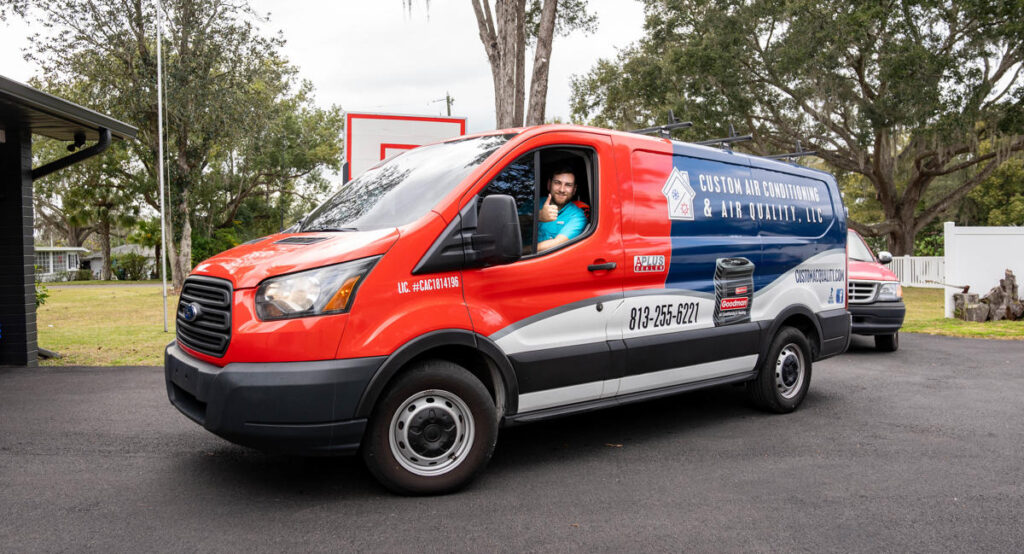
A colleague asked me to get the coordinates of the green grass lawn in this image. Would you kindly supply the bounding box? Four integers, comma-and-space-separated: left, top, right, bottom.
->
37, 286, 178, 366
901, 287, 1024, 339
35, 283, 1022, 367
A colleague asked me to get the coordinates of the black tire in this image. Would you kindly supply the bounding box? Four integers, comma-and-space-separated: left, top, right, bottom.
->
875, 332, 899, 352
747, 326, 812, 413
361, 360, 498, 495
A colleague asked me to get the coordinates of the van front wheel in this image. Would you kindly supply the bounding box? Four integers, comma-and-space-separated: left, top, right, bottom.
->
362, 360, 498, 495
747, 326, 812, 413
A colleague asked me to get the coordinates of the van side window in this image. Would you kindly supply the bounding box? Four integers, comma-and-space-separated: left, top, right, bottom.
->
480, 148, 595, 256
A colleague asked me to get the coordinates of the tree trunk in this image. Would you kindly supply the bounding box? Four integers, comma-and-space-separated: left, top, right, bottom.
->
168, 192, 192, 290
526, 0, 558, 125
172, 216, 192, 290
512, 0, 526, 127
495, 1, 519, 128
100, 219, 112, 280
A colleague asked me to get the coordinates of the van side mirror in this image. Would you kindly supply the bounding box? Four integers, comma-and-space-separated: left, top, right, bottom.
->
877, 251, 893, 264
469, 194, 522, 267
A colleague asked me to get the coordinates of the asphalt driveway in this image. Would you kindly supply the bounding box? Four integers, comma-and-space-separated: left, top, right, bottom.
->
1, 333, 1022, 552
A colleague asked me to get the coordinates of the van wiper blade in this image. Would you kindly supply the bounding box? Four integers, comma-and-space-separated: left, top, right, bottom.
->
304, 227, 359, 232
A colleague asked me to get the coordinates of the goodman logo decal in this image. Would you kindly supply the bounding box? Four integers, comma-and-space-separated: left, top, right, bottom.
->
720, 297, 749, 310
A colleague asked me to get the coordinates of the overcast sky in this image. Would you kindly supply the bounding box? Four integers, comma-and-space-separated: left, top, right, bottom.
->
0, 1, 646, 133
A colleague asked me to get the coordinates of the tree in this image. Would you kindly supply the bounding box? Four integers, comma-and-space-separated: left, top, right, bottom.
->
409, 0, 596, 128
23, 0, 343, 289
35, 139, 139, 280
957, 157, 1024, 226
572, 0, 1024, 254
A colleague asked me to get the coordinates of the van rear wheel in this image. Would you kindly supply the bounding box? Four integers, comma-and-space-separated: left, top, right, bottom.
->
747, 326, 812, 413
362, 360, 497, 495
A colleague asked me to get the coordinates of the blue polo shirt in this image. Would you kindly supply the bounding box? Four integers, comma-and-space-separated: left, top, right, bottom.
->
538, 202, 587, 242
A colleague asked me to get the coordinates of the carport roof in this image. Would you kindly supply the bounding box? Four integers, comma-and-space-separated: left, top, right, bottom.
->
0, 75, 137, 142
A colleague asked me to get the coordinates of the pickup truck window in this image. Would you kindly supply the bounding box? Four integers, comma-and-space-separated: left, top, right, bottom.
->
299, 133, 514, 232
847, 230, 875, 262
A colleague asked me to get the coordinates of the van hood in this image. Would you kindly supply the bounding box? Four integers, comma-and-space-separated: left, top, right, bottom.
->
191, 228, 400, 289
848, 259, 898, 282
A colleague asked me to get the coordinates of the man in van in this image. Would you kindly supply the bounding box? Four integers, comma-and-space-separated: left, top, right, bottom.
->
537, 166, 587, 251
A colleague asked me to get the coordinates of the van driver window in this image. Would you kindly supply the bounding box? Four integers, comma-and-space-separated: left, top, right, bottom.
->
479, 149, 592, 255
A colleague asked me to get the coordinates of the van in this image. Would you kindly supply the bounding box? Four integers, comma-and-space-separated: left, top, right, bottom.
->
166, 124, 851, 494
846, 229, 905, 351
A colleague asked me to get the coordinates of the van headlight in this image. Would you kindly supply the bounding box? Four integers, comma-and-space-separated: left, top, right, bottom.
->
255, 256, 379, 320
877, 282, 902, 301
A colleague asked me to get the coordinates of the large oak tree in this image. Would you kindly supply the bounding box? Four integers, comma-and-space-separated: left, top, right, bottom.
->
572, 0, 1024, 253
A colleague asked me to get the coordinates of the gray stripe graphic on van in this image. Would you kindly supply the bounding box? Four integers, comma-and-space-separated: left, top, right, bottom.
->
487, 288, 714, 343
487, 291, 625, 343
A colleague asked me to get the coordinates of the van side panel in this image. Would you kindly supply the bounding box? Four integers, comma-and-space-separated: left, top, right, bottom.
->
613, 146, 762, 387
749, 166, 847, 323
336, 212, 473, 359
460, 132, 625, 405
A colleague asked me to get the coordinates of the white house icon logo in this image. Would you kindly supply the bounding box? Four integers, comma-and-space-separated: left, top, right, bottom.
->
661, 167, 696, 221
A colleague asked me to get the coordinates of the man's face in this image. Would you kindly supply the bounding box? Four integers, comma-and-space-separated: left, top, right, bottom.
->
547, 172, 576, 207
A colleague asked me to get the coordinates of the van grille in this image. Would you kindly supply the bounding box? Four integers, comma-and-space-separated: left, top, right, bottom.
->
847, 281, 878, 304
176, 276, 233, 357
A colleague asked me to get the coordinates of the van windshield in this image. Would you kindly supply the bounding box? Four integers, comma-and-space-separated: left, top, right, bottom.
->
847, 230, 875, 262
299, 134, 515, 232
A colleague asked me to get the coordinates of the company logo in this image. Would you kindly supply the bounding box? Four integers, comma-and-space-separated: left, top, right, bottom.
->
633, 255, 666, 273
181, 302, 203, 322
661, 167, 696, 221
720, 297, 749, 311
735, 286, 748, 294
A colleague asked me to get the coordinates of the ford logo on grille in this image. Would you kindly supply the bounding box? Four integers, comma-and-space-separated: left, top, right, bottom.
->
182, 302, 203, 322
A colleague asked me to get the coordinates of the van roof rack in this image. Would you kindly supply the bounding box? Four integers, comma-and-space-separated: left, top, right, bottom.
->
628, 110, 693, 138
695, 124, 752, 152
764, 140, 817, 161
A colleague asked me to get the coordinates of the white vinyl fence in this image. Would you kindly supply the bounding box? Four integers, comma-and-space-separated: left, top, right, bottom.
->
943, 222, 1024, 318
888, 256, 945, 289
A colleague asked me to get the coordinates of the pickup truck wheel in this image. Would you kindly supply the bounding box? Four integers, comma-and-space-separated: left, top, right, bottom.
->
362, 360, 497, 495
875, 332, 899, 352
747, 326, 812, 413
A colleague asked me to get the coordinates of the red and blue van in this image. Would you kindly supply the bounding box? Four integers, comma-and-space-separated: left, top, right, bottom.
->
166, 124, 851, 494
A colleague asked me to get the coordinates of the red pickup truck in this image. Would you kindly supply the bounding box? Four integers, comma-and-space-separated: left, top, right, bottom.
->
846, 230, 905, 351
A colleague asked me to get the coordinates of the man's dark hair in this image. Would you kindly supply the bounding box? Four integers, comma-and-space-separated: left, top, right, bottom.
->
548, 165, 576, 181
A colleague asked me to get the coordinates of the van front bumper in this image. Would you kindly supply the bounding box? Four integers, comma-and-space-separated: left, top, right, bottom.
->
165, 343, 384, 455
849, 301, 906, 336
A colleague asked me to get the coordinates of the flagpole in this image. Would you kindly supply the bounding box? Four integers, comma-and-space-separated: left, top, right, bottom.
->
156, 0, 169, 332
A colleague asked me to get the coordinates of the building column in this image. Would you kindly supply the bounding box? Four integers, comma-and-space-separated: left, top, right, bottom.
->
0, 122, 38, 367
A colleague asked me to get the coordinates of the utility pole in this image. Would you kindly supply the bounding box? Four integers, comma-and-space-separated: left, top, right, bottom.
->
156, 0, 169, 332
432, 92, 454, 116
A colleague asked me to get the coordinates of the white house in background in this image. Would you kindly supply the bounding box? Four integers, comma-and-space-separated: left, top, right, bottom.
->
83, 243, 157, 279
35, 246, 88, 281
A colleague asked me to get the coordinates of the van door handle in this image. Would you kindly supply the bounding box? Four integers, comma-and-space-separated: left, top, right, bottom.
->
587, 262, 617, 272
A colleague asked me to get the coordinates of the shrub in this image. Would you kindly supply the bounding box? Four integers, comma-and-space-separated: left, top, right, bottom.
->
113, 253, 149, 281
33, 266, 49, 307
